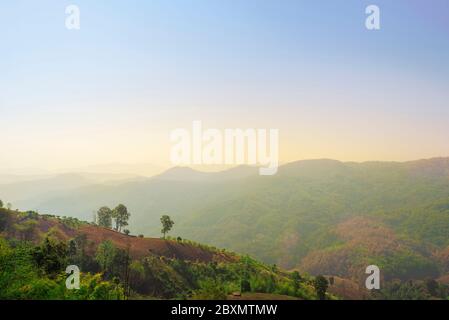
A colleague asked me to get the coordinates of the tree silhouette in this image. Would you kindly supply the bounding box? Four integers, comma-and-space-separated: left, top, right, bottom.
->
160, 215, 174, 239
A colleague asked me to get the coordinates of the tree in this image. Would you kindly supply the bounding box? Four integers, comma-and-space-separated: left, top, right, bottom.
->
112, 204, 130, 232
0, 200, 3, 208
192, 279, 227, 300
33, 237, 68, 276
313, 275, 329, 300
97, 206, 113, 228
14, 220, 38, 241
123, 229, 130, 236
113, 247, 132, 299
95, 240, 116, 277
425, 279, 439, 297
240, 277, 251, 292
160, 215, 174, 239
291, 271, 302, 292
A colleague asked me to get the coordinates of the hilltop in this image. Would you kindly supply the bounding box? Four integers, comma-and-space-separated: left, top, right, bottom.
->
0, 209, 235, 264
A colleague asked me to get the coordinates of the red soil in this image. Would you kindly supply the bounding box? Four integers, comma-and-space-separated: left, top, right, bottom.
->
78, 224, 235, 263
1, 211, 236, 264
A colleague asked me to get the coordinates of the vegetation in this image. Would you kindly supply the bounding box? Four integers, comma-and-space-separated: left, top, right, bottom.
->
160, 215, 174, 239
313, 275, 329, 300
95, 205, 130, 234
374, 279, 449, 300
0, 207, 328, 300
12, 158, 449, 291
0, 235, 123, 300
161, 159, 449, 284
97, 207, 113, 228
112, 204, 130, 232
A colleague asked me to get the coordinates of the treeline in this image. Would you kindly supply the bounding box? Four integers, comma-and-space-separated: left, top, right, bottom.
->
94, 204, 130, 233
93, 204, 175, 240
374, 279, 449, 300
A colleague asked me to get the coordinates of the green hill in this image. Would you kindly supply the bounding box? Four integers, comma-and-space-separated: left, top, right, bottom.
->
2, 158, 449, 292
0, 207, 325, 300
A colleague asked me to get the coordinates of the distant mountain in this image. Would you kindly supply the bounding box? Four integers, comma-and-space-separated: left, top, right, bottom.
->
0, 174, 92, 204
0, 174, 54, 185
69, 162, 166, 177
0, 172, 144, 211
155, 165, 258, 181
2, 158, 449, 285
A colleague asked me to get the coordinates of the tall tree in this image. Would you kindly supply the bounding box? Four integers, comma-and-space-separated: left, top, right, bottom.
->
112, 204, 130, 232
313, 275, 329, 300
160, 215, 174, 239
97, 206, 113, 228
291, 271, 302, 292
33, 237, 68, 276
95, 240, 116, 277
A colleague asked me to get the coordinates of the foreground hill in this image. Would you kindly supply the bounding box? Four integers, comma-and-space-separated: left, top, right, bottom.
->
0, 208, 327, 300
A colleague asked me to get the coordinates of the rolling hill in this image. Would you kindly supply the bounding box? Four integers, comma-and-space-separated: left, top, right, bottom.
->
0, 208, 324, 300
2, 158, 449, 287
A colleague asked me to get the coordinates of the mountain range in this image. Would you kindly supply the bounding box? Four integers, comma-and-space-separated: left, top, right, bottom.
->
1, 158, 449, 284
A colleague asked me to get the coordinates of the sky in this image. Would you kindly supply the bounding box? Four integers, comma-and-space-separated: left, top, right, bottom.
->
1, 0, 449, 173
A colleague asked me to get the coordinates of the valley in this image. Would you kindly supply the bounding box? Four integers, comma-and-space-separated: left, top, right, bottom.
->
1, 157, 449, 299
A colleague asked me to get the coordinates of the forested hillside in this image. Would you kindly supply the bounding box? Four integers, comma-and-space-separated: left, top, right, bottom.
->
2, 158, 449, 296
0, 207, 330, 300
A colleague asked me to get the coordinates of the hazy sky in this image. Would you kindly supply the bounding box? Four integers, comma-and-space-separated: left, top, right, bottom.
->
1, 0, 449, 172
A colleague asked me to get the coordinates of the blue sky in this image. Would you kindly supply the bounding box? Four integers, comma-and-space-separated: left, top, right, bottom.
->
1, 0, 449, 171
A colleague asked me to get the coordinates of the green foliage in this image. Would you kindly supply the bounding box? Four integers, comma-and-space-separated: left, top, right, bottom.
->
33, 237, 68, 276
60, 216, 82, 229
240, 277, 251, 292
13, 219, 38, 241
0, 237, 122, 300
373, 250, 439, 280
65, 273, 124, 300
160, 215, 174, 239
291, 271, 302, 291
165, 160, 449, 279
97, 207, 113, 228
375, 279, 449, 300
112, 204, 130, 232
313, 275, 329, 300
0, 209, 8, 231
95, 240, 116, 276
376, 280, 427, 300
192, 279, 227, 300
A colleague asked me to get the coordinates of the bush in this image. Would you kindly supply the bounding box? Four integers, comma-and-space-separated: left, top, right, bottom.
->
192, 280, 227, 300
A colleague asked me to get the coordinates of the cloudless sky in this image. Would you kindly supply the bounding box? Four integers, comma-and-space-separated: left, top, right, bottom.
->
1, 0, 449, 172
